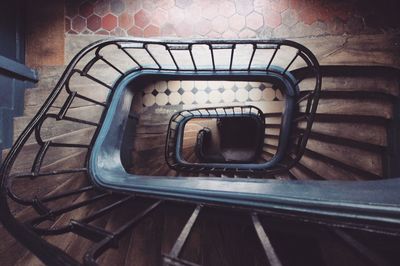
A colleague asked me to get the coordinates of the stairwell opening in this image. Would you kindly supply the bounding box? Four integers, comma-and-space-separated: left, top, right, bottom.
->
183, 116, 264, 163
125, 78, 289, 176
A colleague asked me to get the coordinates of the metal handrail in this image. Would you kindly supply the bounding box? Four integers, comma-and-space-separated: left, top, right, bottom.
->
165, 105, 266, 172
0, 38, 322, 265
194, 127, 216, 163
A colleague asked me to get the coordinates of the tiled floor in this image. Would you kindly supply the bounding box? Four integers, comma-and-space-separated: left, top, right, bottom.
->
142, 80, 283, 107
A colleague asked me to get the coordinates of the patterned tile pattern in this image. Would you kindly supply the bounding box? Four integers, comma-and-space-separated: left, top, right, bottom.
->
65, 0, 400, 38
142, 80, 283, 107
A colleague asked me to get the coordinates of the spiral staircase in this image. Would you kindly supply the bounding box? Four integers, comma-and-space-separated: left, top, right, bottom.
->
1, 38, 400, 266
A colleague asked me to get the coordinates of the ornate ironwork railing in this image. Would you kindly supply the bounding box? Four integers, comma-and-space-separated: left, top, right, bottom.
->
2, 37, 400, 265
194, 127, 213, 162
166, 105, 266, 173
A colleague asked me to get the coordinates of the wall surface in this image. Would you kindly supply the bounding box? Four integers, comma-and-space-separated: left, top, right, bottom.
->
26, 0, 65, 67
22, 0, 400, 68
65, 0, 400, 38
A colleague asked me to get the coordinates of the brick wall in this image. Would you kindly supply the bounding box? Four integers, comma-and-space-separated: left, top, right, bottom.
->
65, 0, 400, 39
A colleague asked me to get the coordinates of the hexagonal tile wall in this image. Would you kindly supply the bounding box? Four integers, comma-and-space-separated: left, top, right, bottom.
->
246, 12, 264, 31
134, 9, 150, 29
64, 0, 394, 38
72, 16, 86, 32
87, 14, 102, 32
102, 14, 118, 31
118, 12, 133, 30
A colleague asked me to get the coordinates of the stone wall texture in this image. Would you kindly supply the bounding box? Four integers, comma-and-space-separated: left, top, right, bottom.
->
65, 0, 400, 38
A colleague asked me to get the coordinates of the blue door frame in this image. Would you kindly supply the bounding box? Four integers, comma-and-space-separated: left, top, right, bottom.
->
0, 0, 38, 160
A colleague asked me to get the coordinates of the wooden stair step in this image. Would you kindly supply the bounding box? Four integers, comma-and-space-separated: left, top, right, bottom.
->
10, 127, 94, 173
14, 105, 101, 143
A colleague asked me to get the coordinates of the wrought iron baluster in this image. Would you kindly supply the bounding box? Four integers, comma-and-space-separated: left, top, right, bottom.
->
82, 55, 102, 75
80, 72, 113, 90
57, 91, 77, 120
266, 45, 280, 71
247, 44, 257, 70
49, 142, 90, 149
120, 47, 143, 69
31, 141, 51, 175
166, 205, 202, 260
209, 44, 215, 70
99, 56, 124, 75
251, 213, 282, 266
70, 220, 114, 243
40, 186, 94, 203
189, 45, 197, 71
144, 44, 162, 69
83, 200, 163, 265
74, 93, 107, 107
229, 44, 236, 71
283, 50, 300, 74
79, 195, 134, 224
28, 192, 112, 228
12, 168, 87, 179
166, 45, 179, 70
